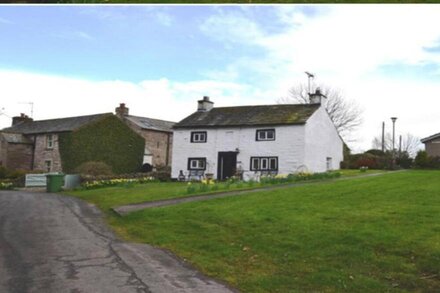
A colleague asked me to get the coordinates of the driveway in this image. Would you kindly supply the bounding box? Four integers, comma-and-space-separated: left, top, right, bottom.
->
0, 191, 234, 293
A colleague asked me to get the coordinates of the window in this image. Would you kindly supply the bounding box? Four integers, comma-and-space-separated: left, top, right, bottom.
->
46, 134, 54, 149
326, 157, 332, 171
191, 131, 207, 143
45, 160, 52, 172
250, 157, 278, 171
187, 158, 206, 170
256, 129, 275, 141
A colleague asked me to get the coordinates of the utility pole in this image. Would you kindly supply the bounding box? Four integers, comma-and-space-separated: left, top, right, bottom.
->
305, 71, 315, 95
391, 117, 397, 169
399, 135, 402, 158
381, 122, 385, 152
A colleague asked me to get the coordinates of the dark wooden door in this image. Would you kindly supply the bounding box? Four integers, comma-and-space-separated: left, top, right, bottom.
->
217, 152, 237, 180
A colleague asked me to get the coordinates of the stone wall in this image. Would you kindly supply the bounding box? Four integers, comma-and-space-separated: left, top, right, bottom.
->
7, 143, 33, 170
0, 137, 7, 167
124, 120, 172, 167
32, 134, 63, 172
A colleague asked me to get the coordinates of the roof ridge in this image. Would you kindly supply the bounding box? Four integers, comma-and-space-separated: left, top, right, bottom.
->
213, 103, 317, 110
127, 115, 175, 124
23, 112, 112, 124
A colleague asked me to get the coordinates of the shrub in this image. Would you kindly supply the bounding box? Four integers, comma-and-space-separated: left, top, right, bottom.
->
414, 151, 440, 169
75, 161, 113, 176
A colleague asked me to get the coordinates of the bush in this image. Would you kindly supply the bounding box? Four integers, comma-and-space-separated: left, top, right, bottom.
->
75, 161, 113, 176
414, 151, 440, 169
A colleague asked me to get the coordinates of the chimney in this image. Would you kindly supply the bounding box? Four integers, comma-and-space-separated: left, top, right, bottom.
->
115, 103, 129, 117
309, 88, 327, 105
197, 96, 214, 112
12, 113, 33, 126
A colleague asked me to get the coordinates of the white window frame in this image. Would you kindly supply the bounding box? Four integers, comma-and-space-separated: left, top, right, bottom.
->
191, 131, 207, 143
46, 134, 54, 149
188, 158, 206, 170
256, 129, 275, 141
250, 157, 278, 171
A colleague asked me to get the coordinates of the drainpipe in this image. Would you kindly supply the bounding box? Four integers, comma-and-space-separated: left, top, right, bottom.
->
30, 135, 36, 170
165, 132, 171, 167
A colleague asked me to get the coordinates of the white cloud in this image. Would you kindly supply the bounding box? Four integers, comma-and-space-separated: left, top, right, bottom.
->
0, 70, 280, 130
198, 5, 440, 152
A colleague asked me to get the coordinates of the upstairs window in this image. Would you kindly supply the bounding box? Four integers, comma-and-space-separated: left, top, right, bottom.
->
191, 131, 207, 143
250, 157, 278, 171
188, 158, 206, 170
256, 129, 275, 141
46, 134, 54, 149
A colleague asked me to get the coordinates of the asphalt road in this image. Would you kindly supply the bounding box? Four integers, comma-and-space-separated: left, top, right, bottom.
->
0, 191, 235, 293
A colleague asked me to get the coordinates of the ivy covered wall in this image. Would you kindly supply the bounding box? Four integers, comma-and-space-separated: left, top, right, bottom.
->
59, 114, 145, 174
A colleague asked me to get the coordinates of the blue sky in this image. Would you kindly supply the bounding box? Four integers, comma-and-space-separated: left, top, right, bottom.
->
1, 5, 440, 152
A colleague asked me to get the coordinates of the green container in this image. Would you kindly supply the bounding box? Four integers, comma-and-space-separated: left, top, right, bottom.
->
46, 174, 65, 193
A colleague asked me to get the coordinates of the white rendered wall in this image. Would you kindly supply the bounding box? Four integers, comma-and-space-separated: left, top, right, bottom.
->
171, 125, 306, 179
304, 106, 343, 172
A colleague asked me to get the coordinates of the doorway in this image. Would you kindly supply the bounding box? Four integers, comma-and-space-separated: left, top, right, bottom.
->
217, 152, 237, 180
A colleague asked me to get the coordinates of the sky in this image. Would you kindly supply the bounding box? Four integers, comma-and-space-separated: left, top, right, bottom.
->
1, 5, 440, 153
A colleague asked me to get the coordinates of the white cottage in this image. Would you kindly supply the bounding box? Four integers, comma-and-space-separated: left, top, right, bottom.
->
172, 92, 343, 181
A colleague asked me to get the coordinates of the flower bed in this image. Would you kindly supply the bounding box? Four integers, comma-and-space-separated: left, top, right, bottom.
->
81, 176, 158, 190
186, 171, 341, 194
0, 180, 14, 190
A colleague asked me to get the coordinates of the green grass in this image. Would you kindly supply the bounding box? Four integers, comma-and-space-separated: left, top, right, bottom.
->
90, 170, 440, 292
65, 169, 384, 211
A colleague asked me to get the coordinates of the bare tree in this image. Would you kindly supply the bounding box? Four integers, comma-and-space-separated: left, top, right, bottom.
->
278, 83, 363, 140
372, 132, 422, 158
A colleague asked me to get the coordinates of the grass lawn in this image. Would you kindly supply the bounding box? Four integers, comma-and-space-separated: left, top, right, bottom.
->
86, 170, 440, 292
65, 169, 385, 211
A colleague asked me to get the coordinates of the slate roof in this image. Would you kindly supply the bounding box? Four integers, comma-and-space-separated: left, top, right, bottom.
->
173, 104, 321, 129
421, 132, 440, 143
0, 132, 33, 144
1, 113, 111, 135
125, 115, 175, 132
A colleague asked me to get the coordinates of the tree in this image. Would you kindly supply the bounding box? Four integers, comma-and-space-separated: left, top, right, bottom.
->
278, 83, 363, 141
372, 132, 422, 158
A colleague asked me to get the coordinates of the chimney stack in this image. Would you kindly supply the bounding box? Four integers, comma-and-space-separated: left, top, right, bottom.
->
309, 88, 327, 106
115, 103, 129, 117
12, 113, 33, 126
197, 96, 214, 112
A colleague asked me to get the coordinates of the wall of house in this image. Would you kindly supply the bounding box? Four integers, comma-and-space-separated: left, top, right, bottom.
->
304, 106, 343, 172
124, 120, 172, 168
6, 143, 33, 170
425, 138, 440, 157
171, 125, 306, 179
33, 134, 63, 172
0, 136, 7, 167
